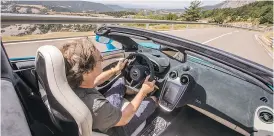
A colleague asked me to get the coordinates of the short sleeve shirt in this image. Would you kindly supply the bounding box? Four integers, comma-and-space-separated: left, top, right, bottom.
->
73, 87, 122, 132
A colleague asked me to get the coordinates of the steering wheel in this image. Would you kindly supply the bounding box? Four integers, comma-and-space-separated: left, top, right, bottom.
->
123, 53, 155, 91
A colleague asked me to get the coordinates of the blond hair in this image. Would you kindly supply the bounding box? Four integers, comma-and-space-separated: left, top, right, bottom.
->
59, 38, 100, 88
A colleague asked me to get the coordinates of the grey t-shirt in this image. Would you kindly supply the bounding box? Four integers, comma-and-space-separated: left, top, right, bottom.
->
73, 87, 122, 132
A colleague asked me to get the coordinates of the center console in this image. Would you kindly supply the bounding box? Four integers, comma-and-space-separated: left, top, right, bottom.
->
159, 70, 191, 112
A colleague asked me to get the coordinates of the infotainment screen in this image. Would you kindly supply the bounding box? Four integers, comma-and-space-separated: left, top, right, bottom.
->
163, 82, 181, 104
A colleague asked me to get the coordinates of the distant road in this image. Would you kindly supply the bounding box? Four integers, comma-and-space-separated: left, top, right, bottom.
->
163, 28, 273, 69
3, 27, 273, 69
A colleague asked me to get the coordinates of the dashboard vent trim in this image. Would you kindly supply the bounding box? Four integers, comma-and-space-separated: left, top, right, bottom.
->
169, 71, 178, 79
260, 97, 268, 103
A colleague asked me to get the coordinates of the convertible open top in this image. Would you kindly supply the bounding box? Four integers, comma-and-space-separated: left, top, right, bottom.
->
95, 26, 273, 91
2, 24, 273, 136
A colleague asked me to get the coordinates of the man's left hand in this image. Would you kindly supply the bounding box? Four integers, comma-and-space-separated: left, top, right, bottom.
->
113, 59, 128, 74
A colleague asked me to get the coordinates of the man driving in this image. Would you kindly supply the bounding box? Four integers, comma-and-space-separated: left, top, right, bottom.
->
59, 38, 157, 135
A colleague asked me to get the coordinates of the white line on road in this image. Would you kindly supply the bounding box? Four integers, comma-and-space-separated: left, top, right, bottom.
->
4, 37, 88, 45
202, 32, 233, 44
160, 29, 199, 33
254, 34, 273, 59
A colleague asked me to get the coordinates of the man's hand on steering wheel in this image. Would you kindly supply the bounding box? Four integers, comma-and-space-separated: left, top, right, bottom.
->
140, 75, 156, 96
112, 59, 128, 74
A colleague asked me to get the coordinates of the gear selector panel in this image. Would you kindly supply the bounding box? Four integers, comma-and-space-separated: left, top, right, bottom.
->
159, 74, 190, 112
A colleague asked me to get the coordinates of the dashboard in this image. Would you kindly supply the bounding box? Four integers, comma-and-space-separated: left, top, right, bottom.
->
136, 47, 273, 136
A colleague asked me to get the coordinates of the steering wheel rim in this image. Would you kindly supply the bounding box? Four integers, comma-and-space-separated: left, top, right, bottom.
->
123, 53, 155, 89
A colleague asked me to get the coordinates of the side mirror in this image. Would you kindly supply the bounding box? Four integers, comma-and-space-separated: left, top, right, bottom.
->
96, 35, 111, 44
95, 35, 117, 51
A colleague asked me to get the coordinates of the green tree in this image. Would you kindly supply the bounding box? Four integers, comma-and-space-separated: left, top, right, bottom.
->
260, 9, 273, 24
182, 0, 202, 21
165, 13, 178, 20
40, 8, 48, 14
201, 10, 213, 18
26, 8, 32, 14
213, 12, 226, 24
11, 5, 17, 13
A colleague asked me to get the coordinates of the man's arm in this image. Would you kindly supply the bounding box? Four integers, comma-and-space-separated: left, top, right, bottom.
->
94, 59, 128, 86
94, 68, 117, 86
115, 76, 155, 126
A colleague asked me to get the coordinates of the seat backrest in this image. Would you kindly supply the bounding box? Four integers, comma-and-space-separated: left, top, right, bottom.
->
35, 45, 93, 136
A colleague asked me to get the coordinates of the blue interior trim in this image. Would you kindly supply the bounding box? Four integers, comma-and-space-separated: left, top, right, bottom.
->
268, 85, 274, 91
188, 55, 211, 64
10, 56, 35, 61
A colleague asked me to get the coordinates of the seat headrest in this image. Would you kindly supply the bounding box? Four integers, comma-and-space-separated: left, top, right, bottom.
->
35, 45, 93, 136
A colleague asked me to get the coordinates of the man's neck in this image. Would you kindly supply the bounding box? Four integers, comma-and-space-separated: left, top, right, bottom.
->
80, 72, 96, 88
80, 82, 95, 88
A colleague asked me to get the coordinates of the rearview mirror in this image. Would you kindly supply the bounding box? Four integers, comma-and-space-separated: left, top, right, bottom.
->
96, 35, 111, 44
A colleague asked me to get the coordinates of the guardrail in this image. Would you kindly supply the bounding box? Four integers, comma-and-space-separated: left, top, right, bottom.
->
1, 13, 263, 32
3, 35, 93, 43
1, 13, 211, 25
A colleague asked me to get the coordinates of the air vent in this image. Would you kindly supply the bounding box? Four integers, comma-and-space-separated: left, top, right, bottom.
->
260, 97, 268, 103
169, 71, 177, 79
180, 75, 189, 85
258, 109, 273, 124
152, 54, 161, 57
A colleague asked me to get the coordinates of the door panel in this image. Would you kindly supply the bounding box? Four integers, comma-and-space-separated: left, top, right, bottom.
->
11, 60, 38, 92
96, 50, 125, 91
8, 59, 57, 136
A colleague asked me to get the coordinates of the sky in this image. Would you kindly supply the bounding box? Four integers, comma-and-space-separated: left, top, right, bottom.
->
13, 0, 224, 9
88, 0, 224, 9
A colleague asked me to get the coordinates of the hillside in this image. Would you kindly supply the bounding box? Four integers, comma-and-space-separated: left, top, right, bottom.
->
106, 4, 126, 11
202, 2, 225, 10
203, 0, 256, 10
1, 1, 128, 13
15, 1, 114, 12
201, 1, 273, 24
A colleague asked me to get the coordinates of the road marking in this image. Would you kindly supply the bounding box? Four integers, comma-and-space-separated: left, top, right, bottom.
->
160, 29, 199, 33
202, 32, 233, 44
254, 34, 273, 59
4, 37, 89, 45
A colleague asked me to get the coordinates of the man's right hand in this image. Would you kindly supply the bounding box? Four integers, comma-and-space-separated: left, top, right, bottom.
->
140, 75, 156, 96
115, 75, 156, 127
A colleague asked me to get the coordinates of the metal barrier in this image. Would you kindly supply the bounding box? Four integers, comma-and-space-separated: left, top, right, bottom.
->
1, 13, 212, 25
1, 13, 263, 32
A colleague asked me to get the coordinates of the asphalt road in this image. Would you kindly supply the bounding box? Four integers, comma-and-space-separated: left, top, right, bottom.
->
3, 27, 273, 69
